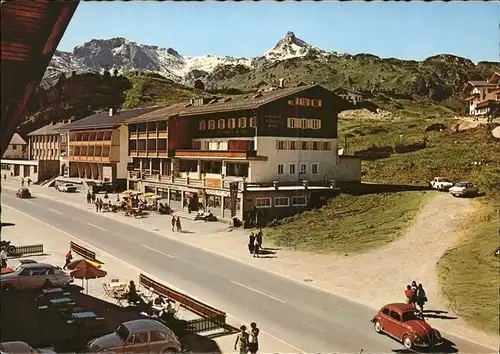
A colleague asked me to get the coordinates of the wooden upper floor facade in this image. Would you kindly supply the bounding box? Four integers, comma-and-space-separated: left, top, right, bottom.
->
125, 84, 350, 159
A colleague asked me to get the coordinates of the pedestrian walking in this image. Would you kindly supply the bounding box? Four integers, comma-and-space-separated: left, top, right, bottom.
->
248, 322, 260, 354
248, 233, 255, 254
176, 216, 182, 232
91, 191, 96, 203
63, 250, 73, 270
3, 174, 6, 181
20, 178, 24, 187
253, 239, 260, 258
27, 178, 31, 187
10, 172, 13, 178
87, 191, 92, 204
0, 248, 8, 268
99, 199, 103, 212
95, 199, 99, 212
404, 285, 415, 306
234, 325, 249, 354
416, 283, 428, 315
256, 229, 263, 249
171, 216, 176, 232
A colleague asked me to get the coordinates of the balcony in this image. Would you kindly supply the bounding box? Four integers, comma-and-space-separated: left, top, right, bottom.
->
130, 150, 168, 158
127, 171, 211, 188
175, 149, 266, 160
68, 156, 111, 163
69, 140, 111, 146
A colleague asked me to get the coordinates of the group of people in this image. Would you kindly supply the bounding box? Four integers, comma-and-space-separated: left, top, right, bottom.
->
1, 247, 8, 268
234, 322, 260, 354
171, 215, 182, 232
248, 230, 263, 258
404, 281, 428, 315
20, 177, 31, 187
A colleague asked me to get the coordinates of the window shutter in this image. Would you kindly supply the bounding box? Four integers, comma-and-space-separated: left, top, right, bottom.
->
295, 118, 300, 127
276, 140, 280, 150
318, 120, 322, 129
307, 119, 313, 129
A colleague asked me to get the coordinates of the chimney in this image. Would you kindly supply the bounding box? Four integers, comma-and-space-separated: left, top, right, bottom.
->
109, 108, 114, 117
279, 78, 285, 88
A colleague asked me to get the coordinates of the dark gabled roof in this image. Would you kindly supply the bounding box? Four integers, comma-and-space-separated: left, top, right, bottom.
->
56, 107, 162, 131
9, 133, 27, 145
27, 122, 67, 136
334, 87, 365, 95
178, 84, 320, 116
124, 102, 188, 124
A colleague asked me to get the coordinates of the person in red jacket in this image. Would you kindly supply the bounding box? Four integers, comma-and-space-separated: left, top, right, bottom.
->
404, 285, 415, 306
63, 250, 73, 270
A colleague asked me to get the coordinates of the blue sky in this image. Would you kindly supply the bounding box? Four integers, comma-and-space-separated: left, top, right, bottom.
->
58, 1, 499, 62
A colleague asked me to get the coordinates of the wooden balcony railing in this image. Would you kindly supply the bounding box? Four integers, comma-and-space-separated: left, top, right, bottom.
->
175, 149, 258, 159
129, 150, 168, 158
69, 140, 111, 145
68, 156, 111, 163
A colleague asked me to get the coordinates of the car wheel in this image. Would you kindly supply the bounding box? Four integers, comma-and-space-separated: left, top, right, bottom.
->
374, 320, 383, 333
403, 335, 413, 349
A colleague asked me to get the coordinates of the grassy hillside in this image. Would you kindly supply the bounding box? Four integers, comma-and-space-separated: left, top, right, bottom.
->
207, 54, 498, 112
19, 72, 203, 136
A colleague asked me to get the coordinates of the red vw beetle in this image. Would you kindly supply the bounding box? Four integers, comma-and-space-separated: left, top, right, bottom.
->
371, 303, 443, 350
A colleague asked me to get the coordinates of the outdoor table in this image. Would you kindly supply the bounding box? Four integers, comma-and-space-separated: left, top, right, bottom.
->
72, 311, 97, 320
43, 287, 63, 294
49, 297, 76, 307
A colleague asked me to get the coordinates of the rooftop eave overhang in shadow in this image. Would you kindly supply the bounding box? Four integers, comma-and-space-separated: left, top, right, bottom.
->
1, 0, 80, 156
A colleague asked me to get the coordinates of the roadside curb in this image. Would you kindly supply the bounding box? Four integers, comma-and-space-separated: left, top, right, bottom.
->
3, 184, 497, 350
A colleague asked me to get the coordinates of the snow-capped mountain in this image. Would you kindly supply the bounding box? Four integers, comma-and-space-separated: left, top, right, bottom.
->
43, 31, 328, 86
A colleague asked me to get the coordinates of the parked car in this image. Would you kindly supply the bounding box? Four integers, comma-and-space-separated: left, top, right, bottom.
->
371, 303, 443, 350
449, 181, 479, 197
0, 262, 72, 293
0, 341, 56, 354
85, 319, 182, 353
429, 177, 454, 191
13, 259, 38, 270
16, 188, 31, 198
90, 182, 113, 194
56, 183, 78, 193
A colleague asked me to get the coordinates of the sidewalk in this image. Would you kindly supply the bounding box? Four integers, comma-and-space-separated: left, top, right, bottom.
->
2, 179, 497, 349
2, 204, 297, 353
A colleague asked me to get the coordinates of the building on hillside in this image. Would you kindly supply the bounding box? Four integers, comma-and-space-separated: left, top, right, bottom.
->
2, 133, 28, 160
333, 87, 366, 105
55, 107, 160, 188
255, 80, 275, 92
462, 72, 500, 117
125, 84, 361, 224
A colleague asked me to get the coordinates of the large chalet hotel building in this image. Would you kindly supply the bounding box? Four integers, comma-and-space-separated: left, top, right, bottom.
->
124, 84, 359, 222
45, 84, 359, 223
463, 72, 500, 116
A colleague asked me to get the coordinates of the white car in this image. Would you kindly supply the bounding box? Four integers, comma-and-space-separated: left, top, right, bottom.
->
449, 182, 479, 197
0, 262, 73, 293
56, 183, 78, 193
429, 177, 454, 191
0, 341, 56, 354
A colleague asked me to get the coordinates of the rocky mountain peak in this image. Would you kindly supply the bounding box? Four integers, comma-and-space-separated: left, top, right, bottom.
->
263, 31, 321, 61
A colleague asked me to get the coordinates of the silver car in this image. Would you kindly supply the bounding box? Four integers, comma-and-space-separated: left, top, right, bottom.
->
86, 319, 182, 353
0, 341, 56, 354
0, 262, 73, 293
449, 181, 479, 197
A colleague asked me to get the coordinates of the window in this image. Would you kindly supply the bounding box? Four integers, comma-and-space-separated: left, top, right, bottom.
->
203, 141, 210, 150
12, 145, 17, 150
312, 142, 319, 150
150, 331, 168, 342
134, 332, 149, 344
291, 196, 307, 206
276, 140, 285, 150
228, 118, 237, 129
381, 308, 390, 316
238, 117, 247, 128
255, 198, 272, 208
322, 142, 332, 150
218, 119, 225, 129
300, 119, 308, 129
300, 163, 307, 174
312, 163, 319, 175
249, 117, 257, 127
208, 120, 216, 130
274, 197, 290, 207
289, 164, 296, 175
390, 311, 401, 321
19, 268, 32, 276
289, 141, 297, 150
288, 99, 295, 105
312, 119, 321, 129
301, 141, 308, 150
277, 164, 284, 175
287, 118, 296, 128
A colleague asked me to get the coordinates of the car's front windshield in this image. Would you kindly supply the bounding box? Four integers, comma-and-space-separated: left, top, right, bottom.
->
402, 311, 420, 322
455, 182, 466, 188
116, 324, 130, 341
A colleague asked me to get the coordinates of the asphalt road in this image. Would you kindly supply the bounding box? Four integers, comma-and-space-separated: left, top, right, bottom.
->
1, 193, 495, 353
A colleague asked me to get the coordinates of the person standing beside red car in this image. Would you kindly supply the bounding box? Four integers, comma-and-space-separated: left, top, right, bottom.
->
404, 285, 415, 306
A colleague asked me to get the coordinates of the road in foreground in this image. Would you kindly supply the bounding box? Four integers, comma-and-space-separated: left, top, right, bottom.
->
1, 193, 495, 353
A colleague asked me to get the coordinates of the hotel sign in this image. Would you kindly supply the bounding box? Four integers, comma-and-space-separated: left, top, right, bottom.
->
205, 178, 221, 188
265, 114, 281, 128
